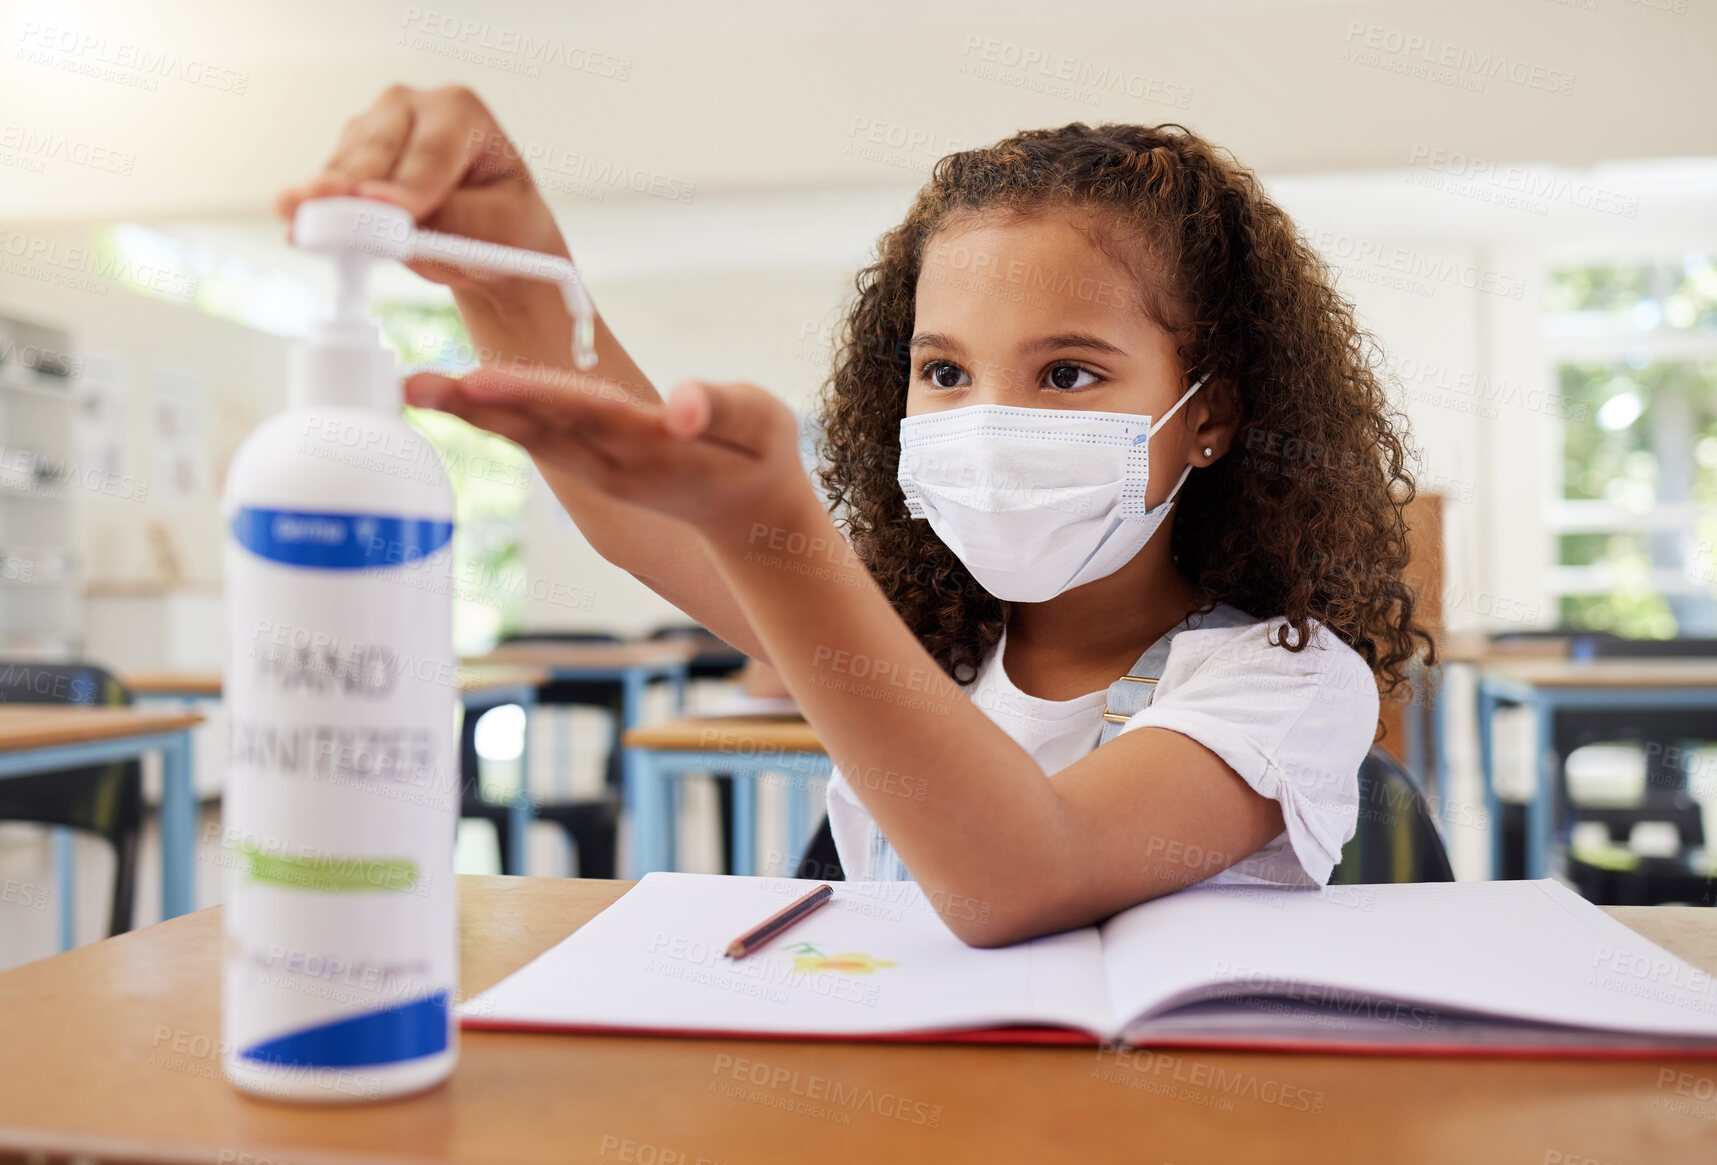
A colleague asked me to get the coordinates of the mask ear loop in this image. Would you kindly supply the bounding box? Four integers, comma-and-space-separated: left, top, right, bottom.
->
1146, 370, 1212, 513
1147, 369, 1212, 438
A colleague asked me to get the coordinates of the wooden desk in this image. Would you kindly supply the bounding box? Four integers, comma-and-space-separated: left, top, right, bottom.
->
623, 717, 831, 876
124, 666, 554, 699
2, 875, 1714, 1164
469, 640, 701, 673
0, 706, 204, 945
455, 664, 552, 696
0, 706, 202, 751
124, 671, 224, 698
1475, 660, 1717, 880
1481, 659, 1717, 689
623, 715, 824, 755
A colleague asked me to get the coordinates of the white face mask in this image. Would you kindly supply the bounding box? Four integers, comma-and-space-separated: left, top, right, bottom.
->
896, 372, 1209, 603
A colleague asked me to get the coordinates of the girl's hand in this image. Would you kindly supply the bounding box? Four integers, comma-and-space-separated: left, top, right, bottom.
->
406, 367, 814, 541
275, 83, 569, 302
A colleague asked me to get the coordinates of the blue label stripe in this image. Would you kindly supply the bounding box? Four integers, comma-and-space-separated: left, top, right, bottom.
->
232, 507, 453, 570
241, 992, 449, 1068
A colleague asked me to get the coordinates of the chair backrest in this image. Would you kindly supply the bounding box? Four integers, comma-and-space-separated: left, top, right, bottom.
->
0, 660, 129, 709
646, 623, 715, 642
0, 659, 143, 926
1330, 746, 1455, 885
1489, 629, 1606, 644
1575, 636, 1717, 660
499, 631, 623, 646
647, 623, 748, 678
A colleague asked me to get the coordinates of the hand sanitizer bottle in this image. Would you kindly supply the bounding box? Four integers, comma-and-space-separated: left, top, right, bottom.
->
221, 199, 459, 1102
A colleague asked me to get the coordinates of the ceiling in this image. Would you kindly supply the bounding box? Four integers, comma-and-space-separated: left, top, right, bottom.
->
3, 0, 1714, 223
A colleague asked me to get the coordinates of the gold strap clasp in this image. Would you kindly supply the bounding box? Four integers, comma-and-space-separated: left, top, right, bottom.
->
1101, 675, 1158, 723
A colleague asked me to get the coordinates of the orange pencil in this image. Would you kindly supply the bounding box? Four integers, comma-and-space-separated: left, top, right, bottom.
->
725, 884, 834, 959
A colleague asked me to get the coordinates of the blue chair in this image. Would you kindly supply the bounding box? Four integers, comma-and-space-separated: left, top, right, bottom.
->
1330, 747, 1455, 884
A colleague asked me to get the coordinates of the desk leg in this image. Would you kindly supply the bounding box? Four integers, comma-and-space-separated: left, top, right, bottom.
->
1528, 697, 1555, 881
160, 731, 194, 920
670, 664, 688, 716
53, 827, 75, 952
509, 691, 536, 877
1477, 684, 1501, 881
635, 751, 674, 875
621, 670, 648, 877
730, 769, 756, 877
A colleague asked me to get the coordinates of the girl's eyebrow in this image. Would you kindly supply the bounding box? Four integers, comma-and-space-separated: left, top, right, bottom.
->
1025, 332, 1128, 357
908, 332, 964, 355
908, 332, 1127, 358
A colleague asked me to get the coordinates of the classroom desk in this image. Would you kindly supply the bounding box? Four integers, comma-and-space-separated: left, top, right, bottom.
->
2, 875, 1715, 1165
1475, 659, 1717, 880
466, 642, 701, 874
623, 715, 833, 876
0, 706, 203, 949
124, 672, 225, 699
123, 666, 551, 703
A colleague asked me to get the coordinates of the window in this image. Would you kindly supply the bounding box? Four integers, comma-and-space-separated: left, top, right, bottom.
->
1545, 252, 1717, 637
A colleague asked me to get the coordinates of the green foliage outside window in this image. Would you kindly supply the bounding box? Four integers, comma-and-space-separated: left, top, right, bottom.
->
374, 301, 531, 655
1550, 252, 1717, 639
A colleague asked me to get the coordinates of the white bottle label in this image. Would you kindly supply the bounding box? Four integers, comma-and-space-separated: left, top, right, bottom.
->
222, 505, 457, 1089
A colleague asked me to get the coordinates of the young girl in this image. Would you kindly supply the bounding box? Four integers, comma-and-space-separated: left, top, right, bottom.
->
280, 86, 1432, 947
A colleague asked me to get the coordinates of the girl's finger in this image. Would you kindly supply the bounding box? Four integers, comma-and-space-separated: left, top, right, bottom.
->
460, 368, 672, 450
326, 95, 415, 186
407, 369, 665, 464
666, 380, 778, 458
663, 380, 711, 439
356, 87, 484, 222
404, 371, 457, 411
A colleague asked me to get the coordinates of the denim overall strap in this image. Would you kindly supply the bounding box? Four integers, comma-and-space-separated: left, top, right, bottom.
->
1097, 603, 1256, 746
858, 602, 1254, 880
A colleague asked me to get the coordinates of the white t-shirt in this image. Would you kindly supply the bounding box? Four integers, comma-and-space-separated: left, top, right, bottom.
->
825, 614, 1377, 887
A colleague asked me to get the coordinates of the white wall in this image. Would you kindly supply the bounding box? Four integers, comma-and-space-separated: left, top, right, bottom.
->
0, 222, 290, 585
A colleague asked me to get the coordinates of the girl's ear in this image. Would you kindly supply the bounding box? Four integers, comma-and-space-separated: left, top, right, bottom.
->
1192, 375, 1242, 466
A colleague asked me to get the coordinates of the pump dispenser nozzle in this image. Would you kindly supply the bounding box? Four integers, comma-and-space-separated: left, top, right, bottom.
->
292, 197, 601, 373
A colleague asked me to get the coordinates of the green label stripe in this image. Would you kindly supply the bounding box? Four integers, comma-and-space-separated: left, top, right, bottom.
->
236, 843, 420, 893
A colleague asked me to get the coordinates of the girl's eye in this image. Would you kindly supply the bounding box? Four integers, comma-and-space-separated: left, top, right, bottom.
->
922, 361, 970, 389
1046, 364, 1101, 391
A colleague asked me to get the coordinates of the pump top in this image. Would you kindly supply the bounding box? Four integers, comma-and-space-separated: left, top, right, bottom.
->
290, 197, 600, 399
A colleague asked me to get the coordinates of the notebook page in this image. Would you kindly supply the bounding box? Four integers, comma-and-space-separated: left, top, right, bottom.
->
1097, 879, 1717, 1042
462, 873, 1112, 1038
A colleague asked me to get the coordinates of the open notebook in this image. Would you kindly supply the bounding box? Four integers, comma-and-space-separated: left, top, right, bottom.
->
459, 873, 1717, 1057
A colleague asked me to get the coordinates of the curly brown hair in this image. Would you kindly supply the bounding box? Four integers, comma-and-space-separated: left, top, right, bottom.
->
815, 121, 1435, 698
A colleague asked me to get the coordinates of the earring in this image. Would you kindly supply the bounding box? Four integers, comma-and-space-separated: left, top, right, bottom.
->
1202, 446, 1213, 458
